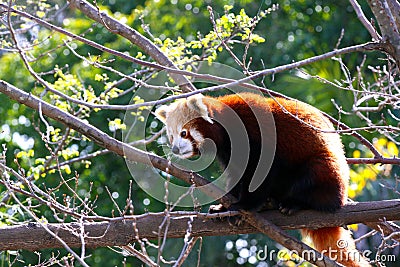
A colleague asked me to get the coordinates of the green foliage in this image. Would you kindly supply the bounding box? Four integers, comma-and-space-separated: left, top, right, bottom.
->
350, 138, 399, 199
0, 0, 398, 266
151, 5, 272, 67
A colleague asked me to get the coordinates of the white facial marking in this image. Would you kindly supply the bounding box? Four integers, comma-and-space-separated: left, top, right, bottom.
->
167, 124, 194, 158
173, 137, 193, 158
190, 128, 204, 144
163, 97, 211, 158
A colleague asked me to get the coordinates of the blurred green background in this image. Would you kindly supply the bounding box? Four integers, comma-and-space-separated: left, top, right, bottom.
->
0, 0, 398, 266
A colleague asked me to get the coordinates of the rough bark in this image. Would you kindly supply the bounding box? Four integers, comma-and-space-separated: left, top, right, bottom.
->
367, 0, 400, 65
1, 200, 399, 251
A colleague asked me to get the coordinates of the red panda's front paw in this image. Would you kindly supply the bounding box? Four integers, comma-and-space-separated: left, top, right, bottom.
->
278, 204, 300, 215
208, 204, 228, 221
208, 204, 227, 213
208, 204, 243, 225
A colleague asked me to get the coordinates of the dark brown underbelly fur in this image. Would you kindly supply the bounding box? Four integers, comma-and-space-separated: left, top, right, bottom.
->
217, 143, 342, 214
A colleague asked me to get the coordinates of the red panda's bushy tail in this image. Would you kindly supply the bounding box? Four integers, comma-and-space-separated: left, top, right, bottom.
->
302, 227, 371, 267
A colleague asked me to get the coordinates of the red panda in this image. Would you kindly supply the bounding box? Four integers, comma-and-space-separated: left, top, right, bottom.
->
155, 92, 370, 267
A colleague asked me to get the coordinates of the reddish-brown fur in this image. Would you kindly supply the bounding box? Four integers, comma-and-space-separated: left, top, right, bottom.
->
160, 93, 370, 266
200, 93, 348, 211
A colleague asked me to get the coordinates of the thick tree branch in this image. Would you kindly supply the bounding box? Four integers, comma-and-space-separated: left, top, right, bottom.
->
367, 0, 400, 65
0, 200, 399, 251
387, 0, 400, 30
240, 212, 340, 267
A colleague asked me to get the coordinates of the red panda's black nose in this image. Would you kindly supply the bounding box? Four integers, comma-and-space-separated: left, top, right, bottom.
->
171, 145, 180, 154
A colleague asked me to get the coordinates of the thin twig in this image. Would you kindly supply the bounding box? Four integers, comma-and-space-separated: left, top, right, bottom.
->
349, 0, 381, 40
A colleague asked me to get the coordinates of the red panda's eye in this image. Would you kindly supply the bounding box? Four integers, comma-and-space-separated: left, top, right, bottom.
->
180, 130, 187, 138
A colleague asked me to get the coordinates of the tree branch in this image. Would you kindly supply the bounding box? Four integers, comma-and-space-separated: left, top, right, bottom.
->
387, 0, 400, 30
240, 211, 340, 267
0, 200, 399, 251
67, 0, 195, 93
1, 79, 399, 266
0, 2, 398, 266
0, 3, 389, 96
349, 0, 381, 40
367, 0, 400, 65
0, 80, 235, 206
346, 157, 400, 164
0, 81, 341, 267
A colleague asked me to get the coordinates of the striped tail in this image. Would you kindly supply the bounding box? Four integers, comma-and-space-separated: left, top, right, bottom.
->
302, 227, 371, 267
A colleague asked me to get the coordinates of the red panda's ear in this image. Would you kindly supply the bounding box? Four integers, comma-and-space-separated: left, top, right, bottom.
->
154, 105, 169, 124
187, 94, 213, 124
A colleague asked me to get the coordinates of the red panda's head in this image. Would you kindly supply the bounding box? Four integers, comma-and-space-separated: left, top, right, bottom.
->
155, 94, 213, 158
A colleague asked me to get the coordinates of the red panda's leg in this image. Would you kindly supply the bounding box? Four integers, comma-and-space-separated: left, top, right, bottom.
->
306, 156, 347, 210
278, 156, 347, 213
